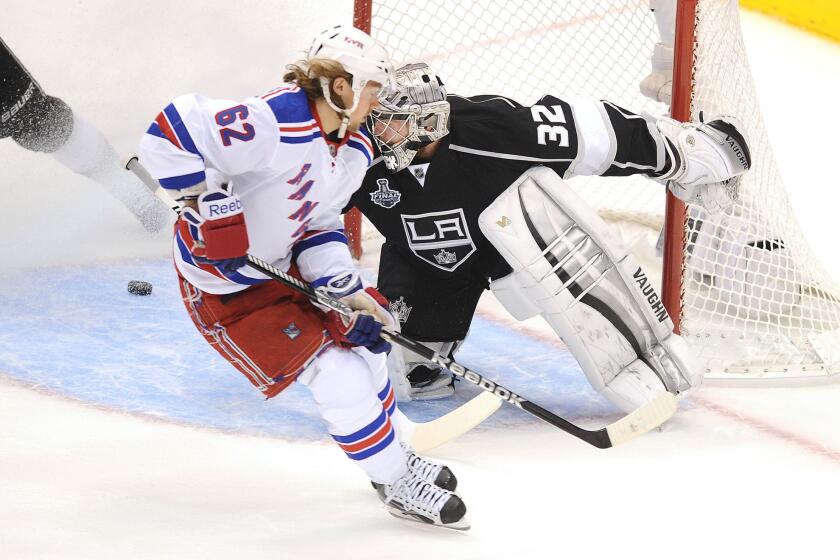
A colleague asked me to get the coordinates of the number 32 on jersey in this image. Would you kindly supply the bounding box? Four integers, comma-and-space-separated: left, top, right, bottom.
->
531, 105, 569, 147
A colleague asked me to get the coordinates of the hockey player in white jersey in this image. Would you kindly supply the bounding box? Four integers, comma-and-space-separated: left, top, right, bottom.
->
352, 62, 751, 411
138, 26, 468, 530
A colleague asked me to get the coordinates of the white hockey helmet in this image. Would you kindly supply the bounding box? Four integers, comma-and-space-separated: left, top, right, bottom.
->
368, 62, 450, 172
307, 25, 394, 137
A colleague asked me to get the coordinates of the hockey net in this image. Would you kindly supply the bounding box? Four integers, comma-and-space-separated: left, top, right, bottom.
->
349, 0, 840, 383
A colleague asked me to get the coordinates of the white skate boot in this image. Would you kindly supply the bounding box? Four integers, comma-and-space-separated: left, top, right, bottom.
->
372, 443, 458, 492
374, 468, 469, 530
403, 442, 458, 491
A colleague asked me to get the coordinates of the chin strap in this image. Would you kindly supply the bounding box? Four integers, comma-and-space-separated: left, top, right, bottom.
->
336, 115, 350, 139
319, 77, 363, 139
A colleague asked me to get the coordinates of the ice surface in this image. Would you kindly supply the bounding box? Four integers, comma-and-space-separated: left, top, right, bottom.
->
0, 258, 616, 441
1, 2, 839, 559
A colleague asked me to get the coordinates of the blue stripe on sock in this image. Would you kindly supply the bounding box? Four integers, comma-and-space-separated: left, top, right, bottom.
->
344, 429, 395, 461
331, 410, 387, 444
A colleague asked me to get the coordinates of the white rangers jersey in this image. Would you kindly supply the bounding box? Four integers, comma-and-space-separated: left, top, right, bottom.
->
139, 85, 374, 294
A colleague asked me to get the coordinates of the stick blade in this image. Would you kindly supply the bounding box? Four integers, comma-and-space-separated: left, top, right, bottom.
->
605, 392, 678, 446
409, 391, 502, 453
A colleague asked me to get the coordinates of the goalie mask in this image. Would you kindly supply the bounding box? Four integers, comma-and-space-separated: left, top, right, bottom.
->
368, 63, 450, 172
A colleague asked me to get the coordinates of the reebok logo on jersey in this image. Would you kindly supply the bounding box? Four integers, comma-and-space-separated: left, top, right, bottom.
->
370, 178, 401, 208
325, 272, 360, 297
633, 267, 669, 323
330, 274, 354, 289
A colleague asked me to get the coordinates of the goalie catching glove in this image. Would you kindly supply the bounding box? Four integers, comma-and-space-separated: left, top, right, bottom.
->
315, 271, 397, 354
657, 115, 751, 214
181, 188, 250, 274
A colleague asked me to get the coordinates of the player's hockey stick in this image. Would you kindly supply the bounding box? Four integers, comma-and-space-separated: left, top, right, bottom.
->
244, 251, 675, 449
126, 157, 676, 449
125, 156, 500, 452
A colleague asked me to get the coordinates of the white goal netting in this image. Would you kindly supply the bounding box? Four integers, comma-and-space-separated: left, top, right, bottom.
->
360, 0, 840, 382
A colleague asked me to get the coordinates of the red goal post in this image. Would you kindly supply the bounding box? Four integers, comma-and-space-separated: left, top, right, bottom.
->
343, 0, 374, 262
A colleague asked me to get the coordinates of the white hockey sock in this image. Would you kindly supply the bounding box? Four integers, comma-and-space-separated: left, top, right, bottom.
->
370, 352, 416, 443
299, 347, 408, 484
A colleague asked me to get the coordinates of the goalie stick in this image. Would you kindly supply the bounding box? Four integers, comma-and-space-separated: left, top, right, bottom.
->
126, 156, 676, 449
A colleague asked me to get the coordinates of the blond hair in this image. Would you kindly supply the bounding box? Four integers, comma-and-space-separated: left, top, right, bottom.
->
283, 58, 352, 101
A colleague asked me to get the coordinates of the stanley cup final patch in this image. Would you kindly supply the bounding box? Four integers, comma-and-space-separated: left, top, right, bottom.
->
370, 178, 401, 209
400, 208, 476, 272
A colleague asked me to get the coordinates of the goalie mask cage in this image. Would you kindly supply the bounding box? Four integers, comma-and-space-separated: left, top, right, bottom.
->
346, 0, 840, 383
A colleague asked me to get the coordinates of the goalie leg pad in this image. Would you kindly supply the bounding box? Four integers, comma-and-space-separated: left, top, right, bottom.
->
603, 358, 674, 413
480, 167, 702, 412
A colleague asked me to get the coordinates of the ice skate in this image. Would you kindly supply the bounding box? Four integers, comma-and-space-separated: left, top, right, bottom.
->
374, 468, 469, 530
371, 443, 458, 493
402, 442, 458, 491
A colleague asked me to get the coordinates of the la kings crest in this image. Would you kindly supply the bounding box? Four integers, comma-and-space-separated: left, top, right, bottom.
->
400, 208, 476, 272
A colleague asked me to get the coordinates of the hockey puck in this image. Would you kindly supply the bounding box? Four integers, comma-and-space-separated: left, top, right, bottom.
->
127, 280, 153, 296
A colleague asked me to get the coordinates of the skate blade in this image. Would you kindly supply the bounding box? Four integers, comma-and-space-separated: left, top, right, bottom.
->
385, 507, 471, 531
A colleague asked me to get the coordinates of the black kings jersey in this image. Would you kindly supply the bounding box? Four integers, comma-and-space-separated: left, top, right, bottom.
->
348, 93, 665, 283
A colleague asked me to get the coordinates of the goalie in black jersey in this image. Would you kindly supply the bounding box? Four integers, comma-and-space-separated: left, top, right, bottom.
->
347, 62, 751, 407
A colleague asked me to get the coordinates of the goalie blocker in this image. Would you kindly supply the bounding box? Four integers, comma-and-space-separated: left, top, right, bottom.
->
480, 166, 702, 412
